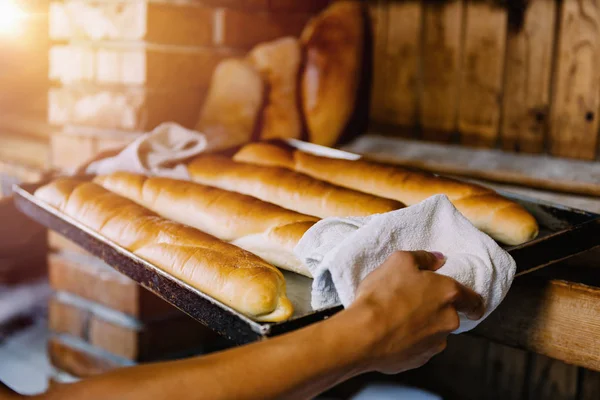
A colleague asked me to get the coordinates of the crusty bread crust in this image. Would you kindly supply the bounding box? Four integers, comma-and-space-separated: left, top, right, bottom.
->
35, 178, 293, 322
94, 172, 317, 277
234, 142, 539, 245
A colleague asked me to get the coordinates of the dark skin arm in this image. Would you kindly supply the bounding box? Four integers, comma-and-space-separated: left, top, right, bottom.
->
2, 251, 483, 400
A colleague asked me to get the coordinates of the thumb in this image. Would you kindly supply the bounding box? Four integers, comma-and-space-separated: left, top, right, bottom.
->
408, 250, 446, 272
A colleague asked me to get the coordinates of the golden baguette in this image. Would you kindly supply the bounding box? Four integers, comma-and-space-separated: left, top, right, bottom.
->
234, 142, 539, 246
187, 155, 404, 218
94, 172, 318, 277
34, 178, 293, 322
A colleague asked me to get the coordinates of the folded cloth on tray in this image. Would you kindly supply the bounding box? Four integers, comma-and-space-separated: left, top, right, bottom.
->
86, 122, 246, 179
294, 194, 516, 333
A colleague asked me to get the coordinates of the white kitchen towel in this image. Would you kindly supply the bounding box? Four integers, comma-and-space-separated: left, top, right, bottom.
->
86, 122, 228, 179
295, 194, 516, 333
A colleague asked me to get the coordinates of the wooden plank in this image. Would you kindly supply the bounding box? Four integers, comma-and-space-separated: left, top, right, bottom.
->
501, 0, 556, 153
368, 0, 389, 124
420, 0, 463, 142
472, 276, 600, 372
527, 354, 578, 400
458, 1, 507, 147
580, 368, 600, 400
485, 343, 529, 400
371, 0, 422, 131
344, 134, 600, 197
549, 0, 600, 160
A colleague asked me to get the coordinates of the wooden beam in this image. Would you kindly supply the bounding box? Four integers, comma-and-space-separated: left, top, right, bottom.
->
370, 0, 422, 130
485, 343, 529, 400
420, 0, 463, 142
501, 0, 556, 153
457, 1, 507, 147
472, 276, 600, 372
527, 354, 579, 400
549, 0, 600, 160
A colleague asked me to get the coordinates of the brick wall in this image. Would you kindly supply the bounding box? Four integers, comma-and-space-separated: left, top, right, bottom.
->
45, 0, 328, 376
48, 0, 330, 174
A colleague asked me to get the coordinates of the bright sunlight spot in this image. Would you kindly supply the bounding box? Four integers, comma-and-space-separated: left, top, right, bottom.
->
0, 0, 26, 37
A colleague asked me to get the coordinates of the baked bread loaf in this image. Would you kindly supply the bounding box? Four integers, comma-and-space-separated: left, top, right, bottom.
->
34, 178, 293, 322
300, 0, 364, 147
234, 142, 539, 245
247, 37, 303, 141
195, 59, 265, 150
187, 155, 404, 218
94, 172, 318, 277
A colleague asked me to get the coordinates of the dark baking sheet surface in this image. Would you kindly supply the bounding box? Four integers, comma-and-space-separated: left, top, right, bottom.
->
13, 141, 600, 344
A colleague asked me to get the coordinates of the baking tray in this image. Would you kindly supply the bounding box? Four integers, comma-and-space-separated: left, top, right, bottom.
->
13, 141, 600, 344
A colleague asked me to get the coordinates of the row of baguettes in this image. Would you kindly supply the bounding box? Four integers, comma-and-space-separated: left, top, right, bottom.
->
35, 143, 540, 322
94, 172, 318, 277
34, 178, 293, 322
93, 166, 405, 276
231, 142, 539, 246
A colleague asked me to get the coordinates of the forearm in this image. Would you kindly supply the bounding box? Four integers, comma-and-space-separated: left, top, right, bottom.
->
41, 305, 373, 400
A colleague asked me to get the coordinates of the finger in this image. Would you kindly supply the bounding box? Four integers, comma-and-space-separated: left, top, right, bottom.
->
409, 250, 446, 272
451, 282, 485, 321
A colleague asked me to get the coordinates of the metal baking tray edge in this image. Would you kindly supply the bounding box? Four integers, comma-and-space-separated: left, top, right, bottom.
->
13, 140, 600, 344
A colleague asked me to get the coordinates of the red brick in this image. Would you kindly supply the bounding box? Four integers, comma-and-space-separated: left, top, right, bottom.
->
50, 134, 95, 171
51, 1, 215, 47
220, 9, 311, 48
48, 86, 205, 131
147, 3, 215, 46
202, 0, 269, 9
48, 297, 87, 339
48, 232, 88, 254
48, 252, 176, 319
269, 0, 330, 13
49, 44, 239, 88
49, 296, 217, 360
50, 131, 140, 171
0, 197, 48, 284
48, 337, 125, 377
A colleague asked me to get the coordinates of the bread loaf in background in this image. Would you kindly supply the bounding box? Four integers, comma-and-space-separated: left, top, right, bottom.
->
94, 172, 317, 277
34, 178, 293, 322
234, 142, 539, 246
195, 59, 265, 150
247, 37, 303, 141
187, 154, 404, 218
300, 0, 364, 147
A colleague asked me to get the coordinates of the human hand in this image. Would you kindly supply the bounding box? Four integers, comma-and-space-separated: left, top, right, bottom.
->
350, 251, 485, 375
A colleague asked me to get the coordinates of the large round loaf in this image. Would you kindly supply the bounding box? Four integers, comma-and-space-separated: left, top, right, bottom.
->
300, 0, 365, 147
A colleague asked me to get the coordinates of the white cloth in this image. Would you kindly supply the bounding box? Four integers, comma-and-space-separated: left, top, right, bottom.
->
86, 123, 210, 179
295, 194, 516, 333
